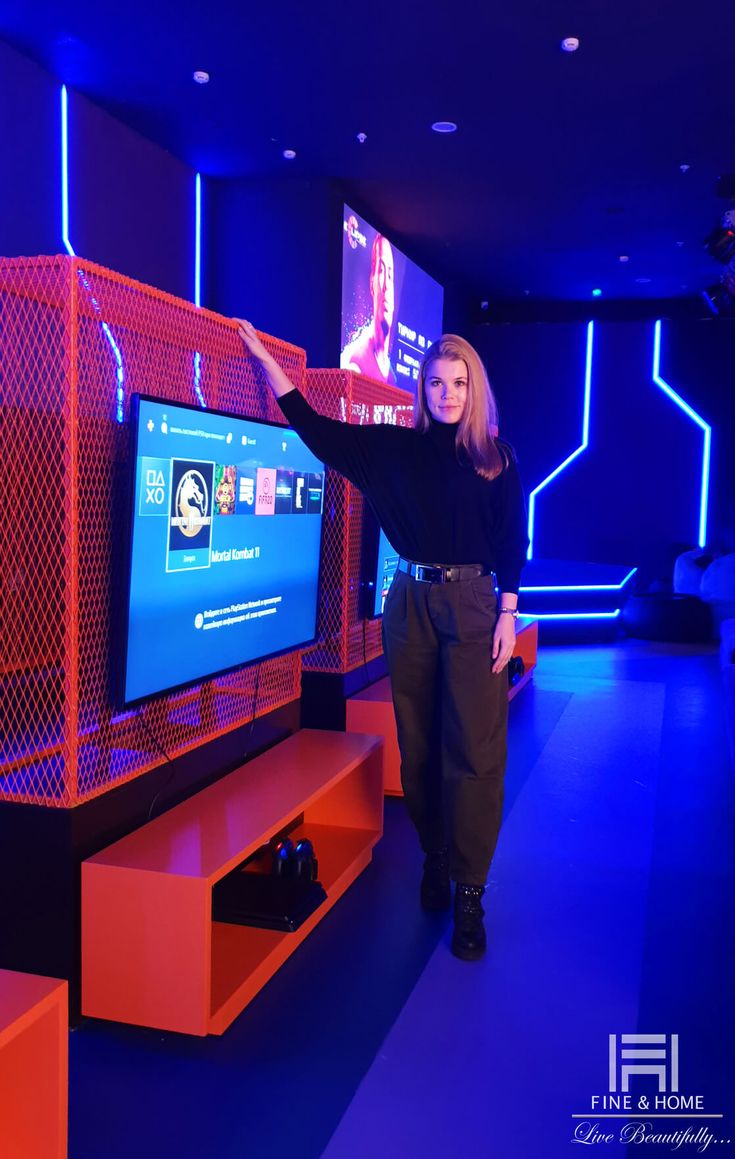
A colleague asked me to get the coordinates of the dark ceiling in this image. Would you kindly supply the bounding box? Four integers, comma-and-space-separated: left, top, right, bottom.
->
2, 0, 733, 305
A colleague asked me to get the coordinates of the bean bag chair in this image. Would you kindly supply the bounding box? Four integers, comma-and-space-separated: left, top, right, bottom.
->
701, 554, 735, 634
673, 549, 714, 598
622, 592, 712, 642
720, 619, 735, 773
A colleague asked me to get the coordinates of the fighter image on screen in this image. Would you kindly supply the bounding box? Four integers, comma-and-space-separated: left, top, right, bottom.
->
174, 469, 209, 537
340, 234, 397, 385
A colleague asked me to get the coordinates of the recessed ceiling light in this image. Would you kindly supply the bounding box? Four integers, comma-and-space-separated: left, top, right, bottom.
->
431, 121, 457, 133
283, 149, 296, 160
619, 255, 630, 263
561, 37, 580, 52
592, 288, 602, 297
193, 70, 210, 85
635, 277, 652, 284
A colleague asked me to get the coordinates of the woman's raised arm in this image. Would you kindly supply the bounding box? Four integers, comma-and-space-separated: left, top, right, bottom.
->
234, 317, 385, 493
235, 318, 297, 399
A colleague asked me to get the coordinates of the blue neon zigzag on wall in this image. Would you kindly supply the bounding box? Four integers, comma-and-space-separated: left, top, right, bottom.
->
521, 568, 638, 593
529, 610, 622, 621
525, 319, 594, 565
652, 320, 710, 548
521, 319, 712, 619
60, 85, 205, 419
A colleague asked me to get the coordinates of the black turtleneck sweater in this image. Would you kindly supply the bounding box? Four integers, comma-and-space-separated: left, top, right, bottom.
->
277, 388, 529, 594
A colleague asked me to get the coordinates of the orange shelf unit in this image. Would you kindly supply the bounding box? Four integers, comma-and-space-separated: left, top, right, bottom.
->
347, 617, 539, 795
346, 678, 403, 796
508, 616, 539, 702
82, 730, 384, 1036
0, 970, 68, 1159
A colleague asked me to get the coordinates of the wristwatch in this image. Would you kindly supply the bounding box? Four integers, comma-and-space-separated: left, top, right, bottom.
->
498, 607, 519, 619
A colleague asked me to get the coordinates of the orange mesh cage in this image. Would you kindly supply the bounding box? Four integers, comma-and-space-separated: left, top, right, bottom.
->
302, 369, 414, 674
0, 255, 304, 807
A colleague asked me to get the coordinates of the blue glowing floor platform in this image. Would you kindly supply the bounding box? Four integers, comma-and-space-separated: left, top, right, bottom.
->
519, 559, 637, 621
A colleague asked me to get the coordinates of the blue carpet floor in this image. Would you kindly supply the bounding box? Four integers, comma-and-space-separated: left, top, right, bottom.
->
69, 641, 735, 1159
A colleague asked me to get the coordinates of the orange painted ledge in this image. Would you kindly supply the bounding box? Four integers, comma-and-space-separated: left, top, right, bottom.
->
0, 970, 68, 1159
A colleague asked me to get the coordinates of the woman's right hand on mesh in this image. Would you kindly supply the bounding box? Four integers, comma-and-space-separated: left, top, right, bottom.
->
234, 318, 270, 363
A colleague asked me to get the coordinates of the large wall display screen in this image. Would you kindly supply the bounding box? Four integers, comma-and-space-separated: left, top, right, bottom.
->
341, 204, 444, 389
122, 395, 325, 705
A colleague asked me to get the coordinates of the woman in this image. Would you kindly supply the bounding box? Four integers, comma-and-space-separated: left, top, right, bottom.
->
236, 320, 528, 961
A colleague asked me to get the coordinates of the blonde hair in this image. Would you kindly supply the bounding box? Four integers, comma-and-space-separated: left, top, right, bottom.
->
414, 334, 509, 481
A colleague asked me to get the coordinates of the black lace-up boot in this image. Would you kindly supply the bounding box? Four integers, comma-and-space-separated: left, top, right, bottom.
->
420, 848, 451, 911
451, 883, 486, 960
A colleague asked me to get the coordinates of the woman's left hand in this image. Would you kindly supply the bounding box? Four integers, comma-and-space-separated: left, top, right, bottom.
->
491, 614, 516, 674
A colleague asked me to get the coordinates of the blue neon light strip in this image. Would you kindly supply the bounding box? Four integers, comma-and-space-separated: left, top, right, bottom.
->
652, 320, 711, 548
192, 172, 206, 408
526, 320, 594, 560
61, 86, 73, 255
61, 85, 126, 424
193, 350, 205, 408
520, 568, 637, 593
101, 320, 125, 421
194, 173, 202, 307
525, 609, 621, 621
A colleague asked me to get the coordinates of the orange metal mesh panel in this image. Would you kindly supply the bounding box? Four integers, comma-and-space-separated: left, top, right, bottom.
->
0, 255, 304, 806
302, 370, 414, 674
0, 260, 71, 803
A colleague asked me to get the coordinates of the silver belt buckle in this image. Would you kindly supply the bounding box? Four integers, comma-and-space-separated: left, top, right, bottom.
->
415, 563, 439, 583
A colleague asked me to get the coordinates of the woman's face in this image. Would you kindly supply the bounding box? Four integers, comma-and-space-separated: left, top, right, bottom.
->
423, 358, 469, 423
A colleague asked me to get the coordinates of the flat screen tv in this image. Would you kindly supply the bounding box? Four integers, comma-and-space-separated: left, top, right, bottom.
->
341, 204, 444, 390
121, 394, 325, 706
361, 510, 400, 620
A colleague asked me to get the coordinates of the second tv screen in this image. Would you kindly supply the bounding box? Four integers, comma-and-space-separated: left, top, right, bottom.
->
373, 526, 400, 618
341, 205, 444, 390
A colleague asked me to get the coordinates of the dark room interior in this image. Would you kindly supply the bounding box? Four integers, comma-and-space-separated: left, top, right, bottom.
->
0, 3, 733, 1156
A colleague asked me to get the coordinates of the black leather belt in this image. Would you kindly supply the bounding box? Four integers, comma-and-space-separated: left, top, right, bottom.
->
397, 557, 497, 585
